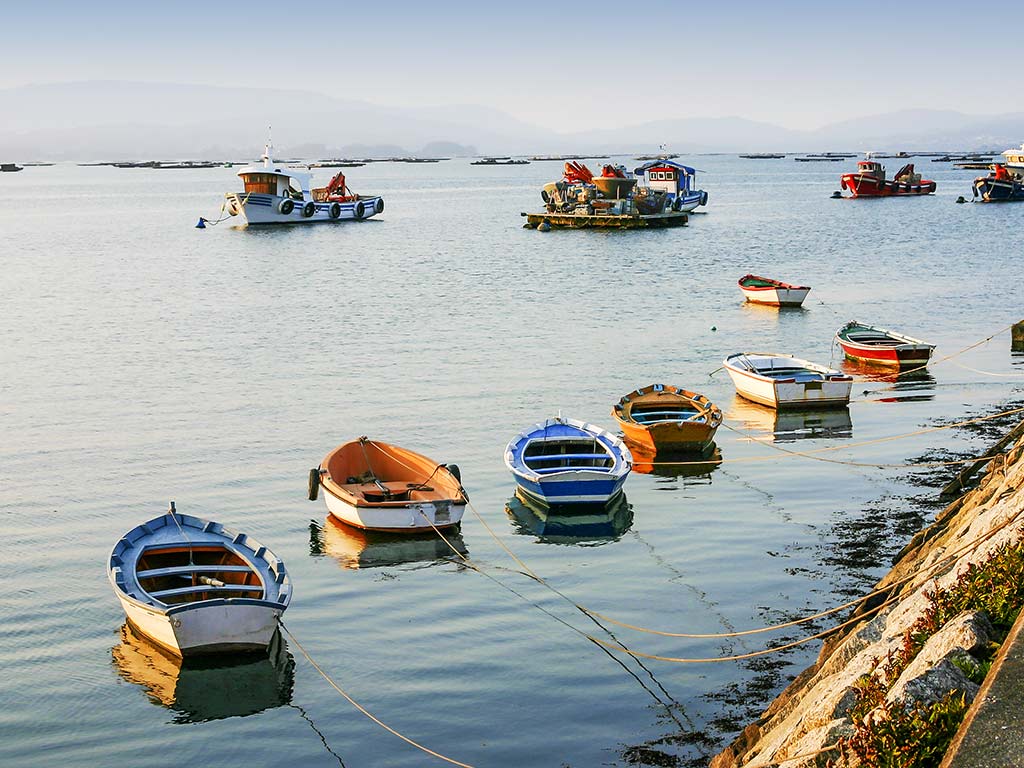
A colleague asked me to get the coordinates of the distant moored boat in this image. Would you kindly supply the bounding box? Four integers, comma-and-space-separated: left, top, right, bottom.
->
738, 274, 811, 307
835, 321, 935, 368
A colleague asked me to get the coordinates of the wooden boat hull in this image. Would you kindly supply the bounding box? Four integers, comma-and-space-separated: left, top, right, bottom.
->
618, 419, 717, 452
723, 353, 852, 410
317, 439, 466, 533
118, 596, 283, 657
513, 471, 627, 507
612, 385, 721, 453
839, 174, 936, 197
835, 322, 935, 368
322, 483, 465, 532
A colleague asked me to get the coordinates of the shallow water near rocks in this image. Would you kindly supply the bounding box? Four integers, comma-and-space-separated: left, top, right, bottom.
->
2, 157, 1023, 767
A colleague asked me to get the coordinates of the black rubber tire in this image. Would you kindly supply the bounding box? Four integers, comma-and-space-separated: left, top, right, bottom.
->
329, 202, 341, 219
302, 202, 316, 218
445, 463, 461, 483
279, 199, 294, 215
375, 197, 384, 214
541, 189, 550, 204
354, 201, 365, 219
307, 468, 320, 501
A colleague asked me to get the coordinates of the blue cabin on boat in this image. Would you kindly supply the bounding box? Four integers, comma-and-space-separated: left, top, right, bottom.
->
633, 159, 708, 212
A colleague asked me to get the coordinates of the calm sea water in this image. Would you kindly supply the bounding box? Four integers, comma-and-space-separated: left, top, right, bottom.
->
2, 156, 1023, 767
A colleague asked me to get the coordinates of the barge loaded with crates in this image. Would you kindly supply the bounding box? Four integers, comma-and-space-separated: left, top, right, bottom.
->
223, 139, 383, 226
522, 158, 704, 229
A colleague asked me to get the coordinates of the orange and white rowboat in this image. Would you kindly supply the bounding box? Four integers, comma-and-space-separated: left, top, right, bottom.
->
310, 438, 466, 532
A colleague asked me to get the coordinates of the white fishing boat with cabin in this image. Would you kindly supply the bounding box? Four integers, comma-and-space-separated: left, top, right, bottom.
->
723, 352, 853, 409
108, 504, 292, 657
224, 139, 383, 225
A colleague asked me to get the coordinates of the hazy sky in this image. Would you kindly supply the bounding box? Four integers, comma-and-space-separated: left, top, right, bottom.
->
3, 0, 1013, 130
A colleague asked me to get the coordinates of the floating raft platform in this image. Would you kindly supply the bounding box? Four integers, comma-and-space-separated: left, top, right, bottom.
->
521, 211, 688, 229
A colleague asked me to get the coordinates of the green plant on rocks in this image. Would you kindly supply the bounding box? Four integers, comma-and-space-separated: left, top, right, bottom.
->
832, 541, 1024, 767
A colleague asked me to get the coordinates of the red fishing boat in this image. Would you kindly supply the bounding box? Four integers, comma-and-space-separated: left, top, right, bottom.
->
835, 321, 935, 368
840, 158, 936, 198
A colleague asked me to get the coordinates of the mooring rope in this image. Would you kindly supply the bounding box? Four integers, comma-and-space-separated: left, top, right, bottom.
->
410, 512, 694, 731
278, 620, 475, 768
372, 420, 1024, 651
586, 510, 1022, 663
872, 322, 1015, 379
645, 405, 1024, 468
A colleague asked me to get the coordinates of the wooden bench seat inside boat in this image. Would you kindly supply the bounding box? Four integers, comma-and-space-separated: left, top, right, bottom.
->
342, 480, 452, 504
755, 367, 825, 380
630, 409, 700, 422
149, 584, 265, 600
136, 545, 263, 603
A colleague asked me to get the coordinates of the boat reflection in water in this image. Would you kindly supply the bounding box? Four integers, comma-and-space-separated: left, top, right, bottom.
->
313, 515, 468, 570
629, 442, 722, 481
111, 622, 294, 723
506, 489, 633, 544
841, 358, 937, 403
728, 398, 853, 442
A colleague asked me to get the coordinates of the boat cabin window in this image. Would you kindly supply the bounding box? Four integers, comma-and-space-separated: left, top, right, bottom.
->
241, 173, 278, 194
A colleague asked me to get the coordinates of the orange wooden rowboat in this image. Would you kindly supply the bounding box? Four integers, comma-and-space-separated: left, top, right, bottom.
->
612, 385, 722, 453
310, 438, 466, 532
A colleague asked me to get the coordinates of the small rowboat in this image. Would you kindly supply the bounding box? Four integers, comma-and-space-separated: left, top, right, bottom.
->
723, 353, 853, 409
311, 437, 465, 532
738, 274, 811, 307
108, 504, 292, 657
835, 321, 935, 369
612, 384, 722, 453
504, 416, 632, 507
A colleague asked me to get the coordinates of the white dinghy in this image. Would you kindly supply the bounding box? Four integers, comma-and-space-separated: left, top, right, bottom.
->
723, 352, 853, 409
108, 503, 292, 657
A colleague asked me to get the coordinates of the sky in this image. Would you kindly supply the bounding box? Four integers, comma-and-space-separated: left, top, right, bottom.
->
2, 0, 1014, 131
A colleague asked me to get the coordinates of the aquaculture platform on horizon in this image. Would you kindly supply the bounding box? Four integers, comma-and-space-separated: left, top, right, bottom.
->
522, 210, 688, 229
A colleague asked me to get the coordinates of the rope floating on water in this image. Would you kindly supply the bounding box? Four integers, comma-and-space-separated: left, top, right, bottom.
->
279, 621, 475, 768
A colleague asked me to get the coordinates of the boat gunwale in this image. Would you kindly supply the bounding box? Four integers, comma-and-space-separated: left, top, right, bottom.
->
737, 273, 811, 292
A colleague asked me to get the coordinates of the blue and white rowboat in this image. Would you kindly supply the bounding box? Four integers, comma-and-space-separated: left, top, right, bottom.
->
109, 504, 292, 657
504, 416, 632, 506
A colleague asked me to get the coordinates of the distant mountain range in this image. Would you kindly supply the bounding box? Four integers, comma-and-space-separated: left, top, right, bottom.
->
1, 81, 1021, 160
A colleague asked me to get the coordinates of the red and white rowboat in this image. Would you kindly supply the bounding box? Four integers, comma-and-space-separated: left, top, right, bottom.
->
738, 274, 811, 307
835, 321, 934, 368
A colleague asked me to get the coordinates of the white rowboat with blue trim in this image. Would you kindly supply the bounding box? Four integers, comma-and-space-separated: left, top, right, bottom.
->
504, 416, 632, 507
108, 504, 292, 657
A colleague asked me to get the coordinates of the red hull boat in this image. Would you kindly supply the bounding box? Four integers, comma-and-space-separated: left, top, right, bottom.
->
840, 160, 936, 198
835, 321, 935, 368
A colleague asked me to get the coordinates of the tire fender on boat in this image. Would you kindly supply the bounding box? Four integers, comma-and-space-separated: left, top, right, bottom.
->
445, 463, 461, 483
329, 202, 341, 219
227, 200, 240, 216
279, 199, 295, 215
302, 202, 316, 217
354, 201, 365, 219
374, 197, 384, 214
308, 468, 321, 501
700, 190, 709, 206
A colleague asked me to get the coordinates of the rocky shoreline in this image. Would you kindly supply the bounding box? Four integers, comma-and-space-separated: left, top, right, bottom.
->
710, 429, 1024, 767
